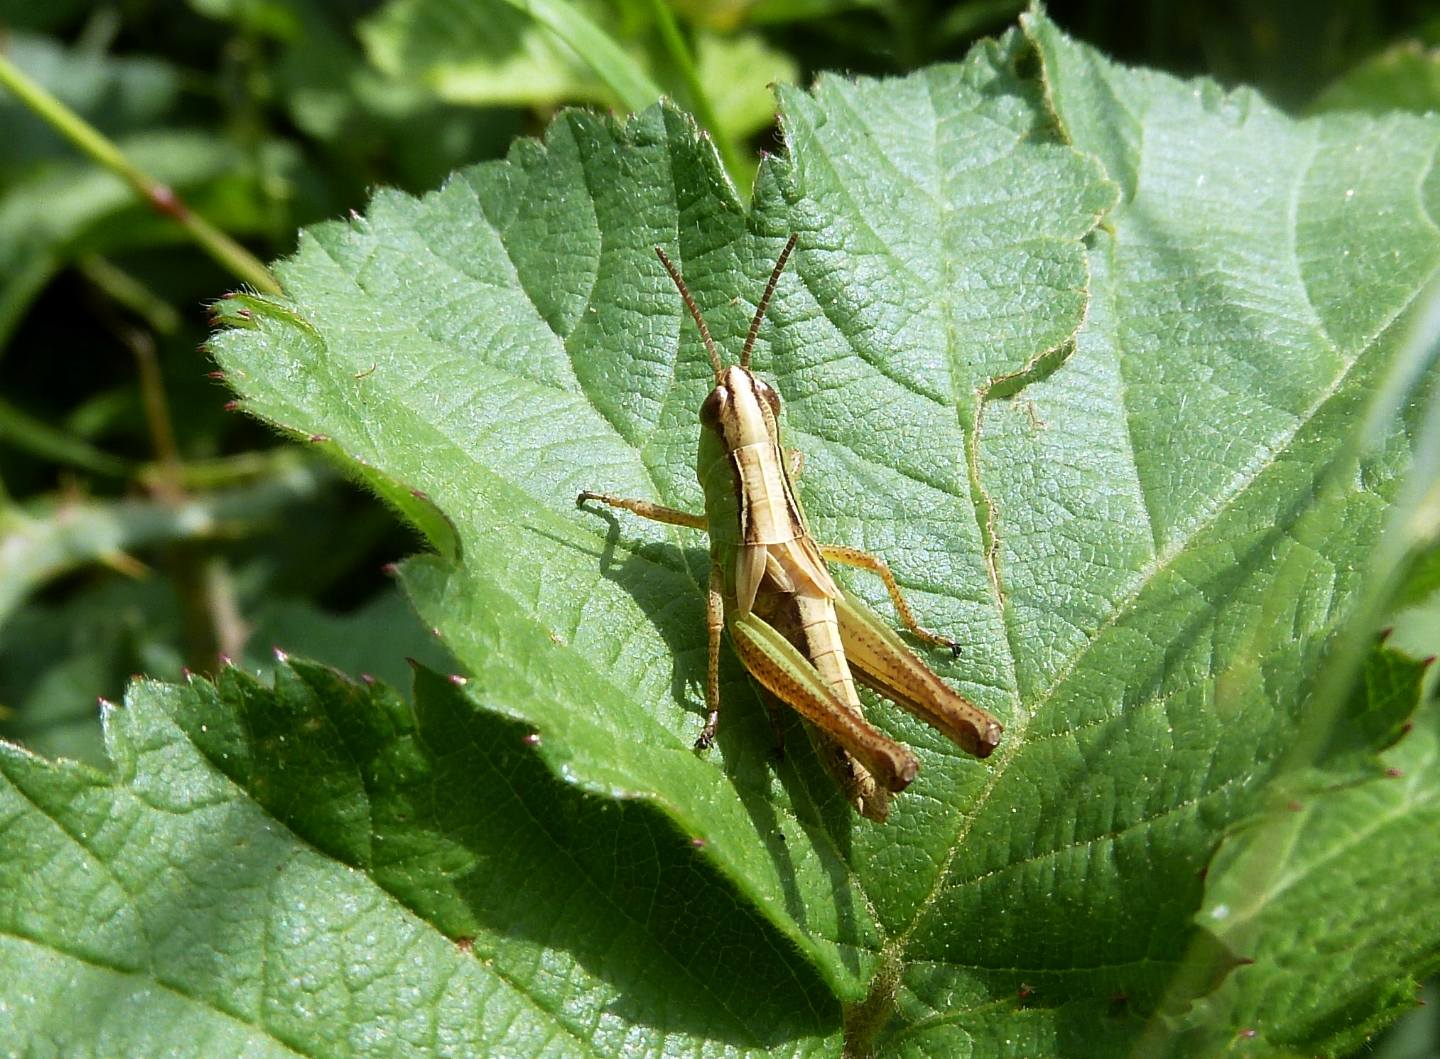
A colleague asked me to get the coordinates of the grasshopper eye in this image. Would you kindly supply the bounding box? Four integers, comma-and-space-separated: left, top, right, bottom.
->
754, 378, 781, 417
700, 386, 728, 430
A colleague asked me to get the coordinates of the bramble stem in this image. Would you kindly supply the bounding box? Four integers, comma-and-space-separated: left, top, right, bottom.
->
0, 49, 281, 294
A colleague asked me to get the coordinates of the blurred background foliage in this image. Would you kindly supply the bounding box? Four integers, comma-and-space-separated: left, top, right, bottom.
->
0, 3, 1437, 1050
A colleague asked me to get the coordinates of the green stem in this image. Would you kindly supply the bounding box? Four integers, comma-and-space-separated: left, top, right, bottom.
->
501, 0, 662, 113
0, 49, 281, 295
0, 394, 132, 477
122, 324, 185, 501
78, 255, 183, 335
138, 448, 306, 491
642, 0, 748, 188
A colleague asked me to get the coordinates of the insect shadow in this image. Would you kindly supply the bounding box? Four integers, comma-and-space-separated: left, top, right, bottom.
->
560, 505, 871, 973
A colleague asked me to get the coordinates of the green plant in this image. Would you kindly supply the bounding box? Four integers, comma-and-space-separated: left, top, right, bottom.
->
2, 3, 1437, 1056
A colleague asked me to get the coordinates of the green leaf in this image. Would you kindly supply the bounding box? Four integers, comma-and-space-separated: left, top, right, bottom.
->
0, 660, 838, 1055
187, 1, 524, 193
0, 456, 329, 626
360, 0, 609, 108
1313, 41, 1440, 116
356, 0, 789, 183
1182, 665, 1440, 1056
211, 14, 1440, 1053
694, 30, 798, 140
360, 0, 663, 114
247, 588, 457, 688
674, 0, 874, 30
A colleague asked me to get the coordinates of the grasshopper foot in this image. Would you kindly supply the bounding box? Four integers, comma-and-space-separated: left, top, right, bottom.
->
694, 718, 718, 751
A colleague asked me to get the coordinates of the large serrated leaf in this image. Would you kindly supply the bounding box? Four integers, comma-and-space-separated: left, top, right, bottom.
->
205, 14, 1440, 1054
0, 660, 837, 1056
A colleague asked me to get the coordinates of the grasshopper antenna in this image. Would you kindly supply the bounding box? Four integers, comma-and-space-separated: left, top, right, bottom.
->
655, 247, 724, 380
740, 234, 798, 370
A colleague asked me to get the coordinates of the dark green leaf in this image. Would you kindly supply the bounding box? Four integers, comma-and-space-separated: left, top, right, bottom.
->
0, 660, 838, 1055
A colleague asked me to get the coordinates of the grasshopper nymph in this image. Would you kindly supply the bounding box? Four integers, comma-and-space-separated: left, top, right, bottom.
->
580, 236, 1001, 820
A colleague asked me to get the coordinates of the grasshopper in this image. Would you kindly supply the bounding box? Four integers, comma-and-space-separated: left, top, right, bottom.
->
580, 236, 1002, 820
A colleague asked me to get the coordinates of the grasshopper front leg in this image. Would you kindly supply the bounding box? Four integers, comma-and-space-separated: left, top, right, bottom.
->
577, 490, 707, 530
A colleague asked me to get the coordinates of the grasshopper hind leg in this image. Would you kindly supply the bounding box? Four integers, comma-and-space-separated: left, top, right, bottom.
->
809, 731, 891, 822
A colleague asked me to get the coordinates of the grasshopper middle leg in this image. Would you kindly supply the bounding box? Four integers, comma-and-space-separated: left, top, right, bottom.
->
819, 544, 961, 655
698, 562, 725, 749
578, 490, 724, 748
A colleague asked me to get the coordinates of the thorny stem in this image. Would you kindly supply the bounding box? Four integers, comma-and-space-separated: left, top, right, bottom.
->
0, 48, 281, 294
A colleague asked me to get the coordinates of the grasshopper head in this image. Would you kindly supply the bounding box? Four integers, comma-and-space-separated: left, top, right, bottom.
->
701, 365, 783, 449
